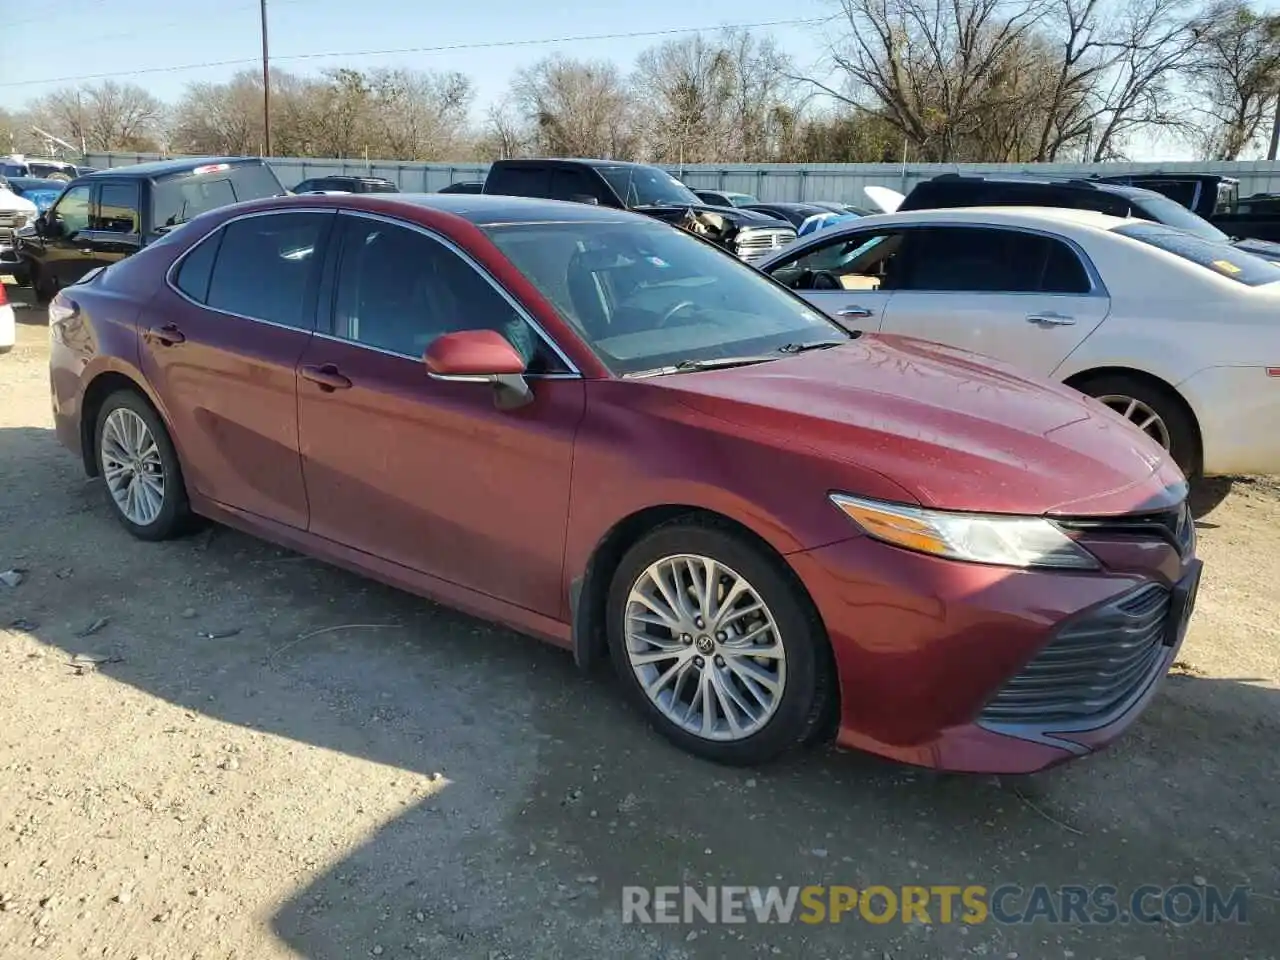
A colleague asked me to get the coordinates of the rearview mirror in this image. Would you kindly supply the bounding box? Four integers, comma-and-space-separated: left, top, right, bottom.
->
424, 329, 532, 410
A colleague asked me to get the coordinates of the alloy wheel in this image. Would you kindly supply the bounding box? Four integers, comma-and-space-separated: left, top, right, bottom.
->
1096, 394, 1172, 451
624, 554, 786, 741
100, 407, 166, 527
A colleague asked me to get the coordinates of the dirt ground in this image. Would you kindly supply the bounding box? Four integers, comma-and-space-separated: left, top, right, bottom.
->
1, 285, 1278, 960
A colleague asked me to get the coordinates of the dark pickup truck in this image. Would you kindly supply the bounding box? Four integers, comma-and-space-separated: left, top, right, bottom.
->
898, 173, 1280, 260
1091, 172, 1280, 245
480, 158, 797, 263
14, 156, 287, 301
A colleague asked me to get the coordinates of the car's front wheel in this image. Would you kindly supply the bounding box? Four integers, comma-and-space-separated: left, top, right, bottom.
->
94, 390, 192, 540
1077, 374, 1199, 477
606, 521, 832, 766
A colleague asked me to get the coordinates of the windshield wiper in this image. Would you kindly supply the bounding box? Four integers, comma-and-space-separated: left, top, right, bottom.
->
776, 340, 848, 353
673, 355, 779, 371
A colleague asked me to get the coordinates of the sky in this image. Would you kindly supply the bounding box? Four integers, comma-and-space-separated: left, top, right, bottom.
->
0, 0, 1209, 161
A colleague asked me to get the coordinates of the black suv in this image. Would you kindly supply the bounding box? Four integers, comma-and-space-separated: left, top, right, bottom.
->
291, 175, 399, 194
898, 173, 1280, 260
16, 157, 287, 301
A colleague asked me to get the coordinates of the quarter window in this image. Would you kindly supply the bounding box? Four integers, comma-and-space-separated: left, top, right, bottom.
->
332, 216, 566, 372
92, 183, 140, 233
901, 227, 1092, 294
51, 185, 91, 234
203, 212, 330, 328
173, 230, 224, 303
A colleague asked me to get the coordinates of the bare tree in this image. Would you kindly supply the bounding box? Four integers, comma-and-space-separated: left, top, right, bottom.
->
479, 99, 528, 159
365, 68, 475, 160
169, 71, 266, 156
1186, 0, 1280, 159
632, 35, 735, 163
815, 0, 1054, 161
30, 81, 166, 152
510, 55, 638, 158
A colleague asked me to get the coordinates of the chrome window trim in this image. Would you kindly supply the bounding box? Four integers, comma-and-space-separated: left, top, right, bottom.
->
766, 220, 1110, 298
163, 206, 582, 378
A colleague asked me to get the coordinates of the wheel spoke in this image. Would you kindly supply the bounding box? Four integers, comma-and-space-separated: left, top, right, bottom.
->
101, 408, 166, 527
624, 553, 787, 743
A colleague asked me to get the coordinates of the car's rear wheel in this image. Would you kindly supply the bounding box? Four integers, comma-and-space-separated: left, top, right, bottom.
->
1076, 374, 1199, 477
31, 264, 55, 305
94, 390, 192, 541
605, 522, 832, 766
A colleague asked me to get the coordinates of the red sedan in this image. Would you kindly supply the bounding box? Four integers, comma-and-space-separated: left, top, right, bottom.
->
48, 193, 1201, 773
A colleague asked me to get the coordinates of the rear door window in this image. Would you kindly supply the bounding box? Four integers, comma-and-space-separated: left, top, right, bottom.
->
92, 182, 141, 233
485, 165, 550, 198
900, 227, 1093, 294
1114, 223, 1280, 286
203, 212, 332, 328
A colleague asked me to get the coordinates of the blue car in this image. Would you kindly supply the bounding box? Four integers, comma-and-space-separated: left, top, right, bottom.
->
3, 176, 65, 214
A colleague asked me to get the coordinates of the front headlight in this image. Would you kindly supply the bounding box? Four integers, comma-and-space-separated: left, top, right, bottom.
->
829, 494, 1100, 570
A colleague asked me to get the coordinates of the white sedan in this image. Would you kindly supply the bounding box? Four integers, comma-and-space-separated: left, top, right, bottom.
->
0, 281, 14, 355
757, 206, 1280, 479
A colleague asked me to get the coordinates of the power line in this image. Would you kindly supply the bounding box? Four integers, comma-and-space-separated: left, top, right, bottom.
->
0, 18, 828, 89
9, 0, 310, 38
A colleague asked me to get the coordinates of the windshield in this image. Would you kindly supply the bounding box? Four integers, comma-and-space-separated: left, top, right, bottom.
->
8, 179, 63, 212
598, 165, 701, 208
152, 162, 286, 230
482, 219, 849, 375
1114, 222, 1280, 286
1132, 193, 1229, 243
1, 163, 28, 178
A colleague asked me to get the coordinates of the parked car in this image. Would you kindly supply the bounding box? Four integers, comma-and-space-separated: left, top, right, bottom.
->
436, 180, 485, 194
48, 192, 1200, 773
742, 201, 840, 228
3, 176, 66, 215
291, 175, 399, 194
481, 158, 796, 263
809, 201, 875, 217
2, 156, 79, 181
0, 276, 14, 354
16, 157, 287, 302
694, 189, 759, 207
757, 205, 1280, 482
896, 172, 1280, 261
0, 179, 39, 283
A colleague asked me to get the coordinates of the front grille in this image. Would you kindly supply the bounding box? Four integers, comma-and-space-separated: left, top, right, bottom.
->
980, 583, 1172, 726
0, 211, 28, 244
735, 228, 796, 263
1056, 502, 1194, 557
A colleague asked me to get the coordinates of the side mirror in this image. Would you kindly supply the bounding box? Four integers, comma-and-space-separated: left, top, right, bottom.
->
424, 329, 533, 410
42, 216, 64, 238
569, 194, 600, 205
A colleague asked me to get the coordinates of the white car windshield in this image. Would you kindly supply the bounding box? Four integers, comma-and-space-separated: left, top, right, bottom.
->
483, 219, 850, 375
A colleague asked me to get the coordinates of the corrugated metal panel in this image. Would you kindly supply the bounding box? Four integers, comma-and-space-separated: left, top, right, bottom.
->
80, 152, 1280, 199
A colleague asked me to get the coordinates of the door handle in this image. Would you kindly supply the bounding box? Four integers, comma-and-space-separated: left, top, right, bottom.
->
78, 248, 93, 255
1025, 313, 1075, 326
145, 323, 185, 345
300, 363, 352, 392
835, 305, 873, 318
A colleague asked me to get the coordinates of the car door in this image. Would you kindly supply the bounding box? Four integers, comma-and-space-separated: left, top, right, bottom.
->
141, 209, 335, 530
763, 226, 909, 330
84, 180, 144, 269
295, 211, 585, 618
40, 182, 94, 287
878, 225, 1111, 376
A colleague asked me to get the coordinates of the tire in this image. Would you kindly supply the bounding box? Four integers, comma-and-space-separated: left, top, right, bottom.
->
32, 264, 55, 305
93, 390, 193, 541
1076, 374, 1199, 478
605, 521, 833, 766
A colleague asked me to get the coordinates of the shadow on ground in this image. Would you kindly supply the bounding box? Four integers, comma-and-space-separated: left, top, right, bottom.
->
1, 422, 1276, 959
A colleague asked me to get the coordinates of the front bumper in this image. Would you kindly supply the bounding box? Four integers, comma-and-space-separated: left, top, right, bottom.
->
1177, 365, 1280, 476
788, 534, 1199, 774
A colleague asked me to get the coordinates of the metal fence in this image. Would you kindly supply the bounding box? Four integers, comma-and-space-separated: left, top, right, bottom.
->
83, 152, 1280, 202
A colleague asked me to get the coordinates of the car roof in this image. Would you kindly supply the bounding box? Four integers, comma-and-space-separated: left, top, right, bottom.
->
786, 205, 1135, 236
920, 173, 1173, 204
498, 157, 655, 170
6, 176, 64, 189
269, 192, 653, 226
81, 157, 269, 180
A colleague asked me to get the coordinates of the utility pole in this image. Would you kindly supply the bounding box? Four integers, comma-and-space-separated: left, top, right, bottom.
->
260, 0, 272, 156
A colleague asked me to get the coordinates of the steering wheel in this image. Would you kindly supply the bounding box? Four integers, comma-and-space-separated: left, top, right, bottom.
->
808, 270, 843, 290
658, 300, 697, 326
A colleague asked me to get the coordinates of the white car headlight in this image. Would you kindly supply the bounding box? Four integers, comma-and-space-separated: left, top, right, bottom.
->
830, 493, 1100, 570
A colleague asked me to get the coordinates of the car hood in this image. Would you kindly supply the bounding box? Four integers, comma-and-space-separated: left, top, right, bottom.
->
1231, 236, 1280, 258
635, 203, 792, 230
0, 189, 37, 215
654, 335, 1186, 517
